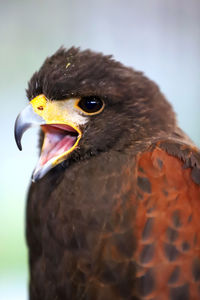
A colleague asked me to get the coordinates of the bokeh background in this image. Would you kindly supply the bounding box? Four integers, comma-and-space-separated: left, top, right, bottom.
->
1, 0, 200, 299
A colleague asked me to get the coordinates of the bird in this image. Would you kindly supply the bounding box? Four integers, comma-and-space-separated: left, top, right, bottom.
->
14, 47, 200, 300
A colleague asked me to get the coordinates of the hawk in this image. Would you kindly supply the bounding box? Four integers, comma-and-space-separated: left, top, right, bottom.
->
15, 47, 200, 300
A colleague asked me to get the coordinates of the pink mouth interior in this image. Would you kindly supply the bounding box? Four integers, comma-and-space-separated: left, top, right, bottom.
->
39, 124, 78, 166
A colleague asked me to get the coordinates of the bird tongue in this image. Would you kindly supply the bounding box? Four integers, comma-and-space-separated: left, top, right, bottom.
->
39, 124, 77, 166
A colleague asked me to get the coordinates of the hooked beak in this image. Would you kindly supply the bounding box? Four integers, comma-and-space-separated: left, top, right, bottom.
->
15, 103, 45, 151
14, 95, 82, 182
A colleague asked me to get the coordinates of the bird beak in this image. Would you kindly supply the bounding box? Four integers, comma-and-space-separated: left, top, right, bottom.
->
14, 95, 82, 182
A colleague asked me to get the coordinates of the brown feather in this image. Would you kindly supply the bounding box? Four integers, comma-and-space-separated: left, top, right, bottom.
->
27, 141, 200, 299
134, 144, 200, 299
23, 48, 200, 299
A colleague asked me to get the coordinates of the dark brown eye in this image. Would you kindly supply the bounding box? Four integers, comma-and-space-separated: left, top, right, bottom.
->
78, 96, 104, 114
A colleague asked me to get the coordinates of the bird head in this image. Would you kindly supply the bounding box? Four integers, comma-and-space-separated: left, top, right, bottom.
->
14, 47, 176, 181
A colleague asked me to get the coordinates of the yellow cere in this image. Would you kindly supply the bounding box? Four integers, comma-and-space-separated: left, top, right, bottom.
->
30, 94, 82, 167
31, 94, 47, 113
30, 95, 82, 130
31, 94, 65, 123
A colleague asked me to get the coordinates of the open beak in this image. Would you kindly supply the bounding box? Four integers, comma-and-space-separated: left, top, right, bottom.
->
14, 95, 82, 182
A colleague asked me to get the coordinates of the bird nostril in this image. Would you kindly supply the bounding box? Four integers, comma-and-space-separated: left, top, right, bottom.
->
37, 106, 44, 110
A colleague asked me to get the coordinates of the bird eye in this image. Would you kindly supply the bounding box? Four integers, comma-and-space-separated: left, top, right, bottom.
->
77, 96, 104, 114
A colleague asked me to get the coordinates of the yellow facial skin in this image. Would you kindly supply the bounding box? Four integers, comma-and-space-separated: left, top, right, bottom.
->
31, 94, 83, 163
16, 94, 105, 181
31, 95, 85, 128
29, 94, 88, 180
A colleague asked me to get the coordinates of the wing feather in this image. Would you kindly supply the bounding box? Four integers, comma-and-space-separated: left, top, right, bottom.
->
134, 142, 200, 299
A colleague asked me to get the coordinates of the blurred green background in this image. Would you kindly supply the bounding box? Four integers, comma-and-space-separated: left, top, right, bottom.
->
0, 0, 200, 299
